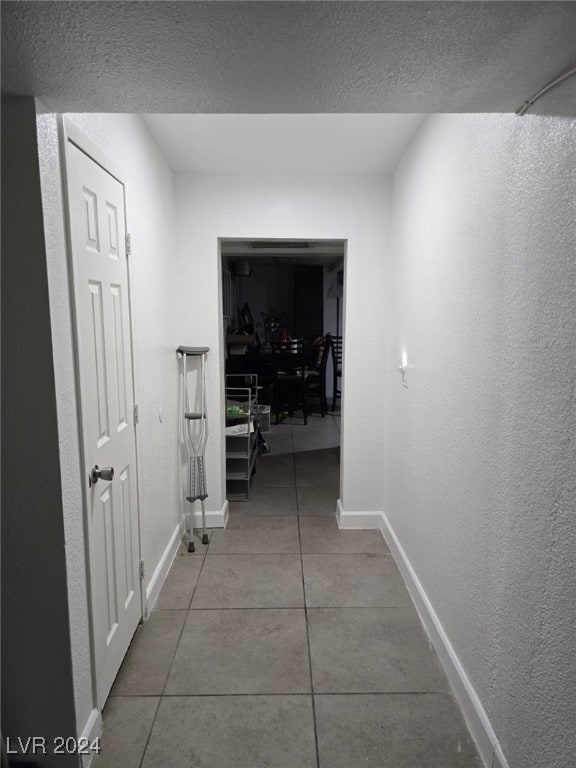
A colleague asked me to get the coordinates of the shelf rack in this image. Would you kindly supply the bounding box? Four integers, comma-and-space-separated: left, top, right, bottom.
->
225, 374, 259, 501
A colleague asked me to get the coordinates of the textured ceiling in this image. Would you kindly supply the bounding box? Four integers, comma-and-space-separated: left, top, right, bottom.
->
142, 114, 425, 173
2, 1, 575, 115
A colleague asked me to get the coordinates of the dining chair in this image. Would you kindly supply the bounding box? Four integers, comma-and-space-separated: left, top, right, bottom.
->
305, 334, 333, 417
271, 339, 308, 425
331, 335, 342, 411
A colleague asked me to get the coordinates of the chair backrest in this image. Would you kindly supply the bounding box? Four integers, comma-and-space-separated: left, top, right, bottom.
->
271, 339, 306, 376
307, 335, 330, 367
332, 335, 343, 365
272, 338, 305, 355
318, 336, 333, 372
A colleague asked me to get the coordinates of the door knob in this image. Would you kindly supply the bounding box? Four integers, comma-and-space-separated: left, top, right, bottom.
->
90, 465, 114, 487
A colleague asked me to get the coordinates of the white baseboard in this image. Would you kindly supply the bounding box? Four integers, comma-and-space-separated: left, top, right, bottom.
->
80, 707, 102, 768
191, 499, 229, 529
380, 512, 509, 768
220, 499, 230, 528
336, 500, 382, 529
145, 517, 186, 613
336, 503, 508, 768
146, 503, 228, 614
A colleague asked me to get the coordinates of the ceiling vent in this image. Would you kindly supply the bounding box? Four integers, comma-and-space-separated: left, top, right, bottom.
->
248, 241, 314, 249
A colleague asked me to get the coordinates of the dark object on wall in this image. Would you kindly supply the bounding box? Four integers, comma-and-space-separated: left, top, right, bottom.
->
232, 259, 251, 277
294, 266, 323, 341
239, 302, 255, 334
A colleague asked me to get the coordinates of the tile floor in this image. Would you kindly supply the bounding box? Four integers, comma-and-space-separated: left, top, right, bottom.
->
97, 413, 482, 768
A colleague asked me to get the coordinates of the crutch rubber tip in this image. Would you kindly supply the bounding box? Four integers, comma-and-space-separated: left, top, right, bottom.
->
188, 541, 196, 553
202, 534, 210, 545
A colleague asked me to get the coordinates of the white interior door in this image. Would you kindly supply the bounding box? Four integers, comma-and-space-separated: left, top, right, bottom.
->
66, 140, 141, 708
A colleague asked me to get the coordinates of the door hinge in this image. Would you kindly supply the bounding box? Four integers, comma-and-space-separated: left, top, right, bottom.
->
139, 560, 145, 581
125, 233, 131, 257
133, 403, 139, 425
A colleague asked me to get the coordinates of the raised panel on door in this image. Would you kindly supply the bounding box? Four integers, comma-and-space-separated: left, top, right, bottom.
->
66, 139, 141, 708
110, 283, 129, 433
88, 280, 111, 449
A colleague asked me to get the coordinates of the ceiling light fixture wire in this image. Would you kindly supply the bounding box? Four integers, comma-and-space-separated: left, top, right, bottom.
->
516, 64, 576, 116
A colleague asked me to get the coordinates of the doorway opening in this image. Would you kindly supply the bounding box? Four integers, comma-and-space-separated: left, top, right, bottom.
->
218, 238, 346, 514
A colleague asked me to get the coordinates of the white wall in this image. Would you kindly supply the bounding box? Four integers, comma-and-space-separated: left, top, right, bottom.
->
174, 174, 390, 516
37, 112, 181, 738
385, 113, 576, 768
64, 114, 182, 585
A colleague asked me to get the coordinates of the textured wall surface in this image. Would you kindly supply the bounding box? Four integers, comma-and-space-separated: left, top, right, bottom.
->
37, 112, 181, 735
2, 1, 576, 115
174, 173, 390, 515
1, 97, 78, 767
64, 114, 181, 589
385, 113, 576, 768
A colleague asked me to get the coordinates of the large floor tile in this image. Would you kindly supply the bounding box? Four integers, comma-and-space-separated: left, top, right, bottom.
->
230, 485, 298, 515
293, 433, 340, 453
254, 453, 296, 486
155, 553, 203, 609
264, 426, 294, 456
95, 696, 158, 768
142, 695, 317, 768
300, 517, 388, 554
111, 610, 186, 695
297, 486, 339, 515
315, 693, 482, 768
295, 457, 340, 479
298, 414, 339, 432
165, 609, 310, 694
308, 607, 449, 693
303, 554, 412, 607
296, 465, 340, 491
191, 554, 304, 608
295, 446, 340, 466
211, 515, 300, 554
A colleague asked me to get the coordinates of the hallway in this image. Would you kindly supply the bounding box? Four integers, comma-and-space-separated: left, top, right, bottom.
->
97, 415, 480, 767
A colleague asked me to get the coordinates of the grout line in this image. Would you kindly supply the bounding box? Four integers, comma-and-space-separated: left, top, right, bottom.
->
195, 552, 302, 558
113, 690, 452, 699
157, 541, 210, 692
133, 541, 212, 764
160, 603, 411, 611
189, 603, 405, 609
203, 550, 387, 557
297, 478, 321, 768
186, 604, 305, 610
206, 551, 300, 556
137, 695, 162, 768
293, 433, 302, 515
165, 606, 307, 612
